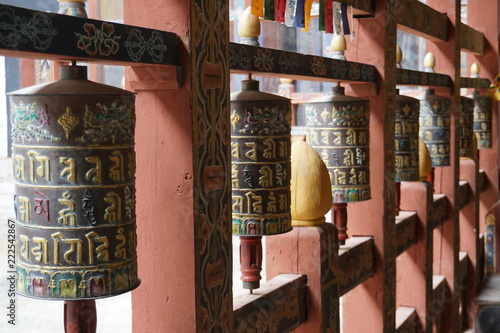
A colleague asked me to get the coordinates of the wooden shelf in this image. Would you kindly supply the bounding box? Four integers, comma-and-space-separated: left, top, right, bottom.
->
461, 77, 490, 89
396, 0, 448, 42
431, 194, 448, 229
458, 252, 469, 283
229, 43, 377, 85
396, 211, 418, 256
397, 69, 452, 87
233, 274, 307, 332
396, 307, 417, 333
338, 237, 375, 296
460, 23, 485, 55
479, 170, 486, 192
0, 4, 178, 67
457, 180, 470, 211
432, 275, 447, 318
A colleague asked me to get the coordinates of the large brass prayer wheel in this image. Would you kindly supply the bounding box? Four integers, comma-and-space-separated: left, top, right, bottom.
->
10, 65, 139, 299
304, 85, 371, 203
418, 89, 451, 167
471, 90, 493, 149
230, 79, 292, 236
395, 91, 420, 182
459, 96, 475, 158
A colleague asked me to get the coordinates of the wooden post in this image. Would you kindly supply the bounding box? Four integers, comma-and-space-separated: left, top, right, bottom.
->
425, 0, 461, 331
342, 0, 398, 331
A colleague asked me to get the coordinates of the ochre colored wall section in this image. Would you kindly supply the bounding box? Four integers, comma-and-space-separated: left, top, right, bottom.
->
124, 1, 197, 331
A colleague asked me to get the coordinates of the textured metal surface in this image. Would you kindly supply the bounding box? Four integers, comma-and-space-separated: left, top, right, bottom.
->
10, 66, 139, 300
230, 80, 292, 236
470, 91, 493, 149
395, 92, 420, 182
459, 96, 474, 158
418, 89, 451, 167
303, 86, 371, 203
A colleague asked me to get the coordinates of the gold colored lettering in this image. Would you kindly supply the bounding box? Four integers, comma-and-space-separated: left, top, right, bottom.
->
245, 191, 263, 214
232, 195, 244, 213
245, 142, 257, 161
85, 156, 102, 183
321, 131, 329, 144
14, 154, 26, 180
104, 191, 122, 223
109, 150, 125, 182
86, 232, 110, 265
18, 196, 31, 223
308, 130, 319, 145
231, 142, 240, 160
31, 237, 49, 264
333, 132, 343, 145
263, 138, 276, 159
259, 165, 273, 187
343, 149, 355, 166
267, 191, 277, 213
58, 191, 76, 226
349, 169, 357, 185
358, 171, 367, 184
279, 141, 287, 158
334, 169, 346, 185
346, 129, 357, 145
19, 235, 29, 261
60, 157, 76, 183
115, 227, 127, 260
52, 232, 83, 265
28, 150, 51, 183
278, 194, 287, 210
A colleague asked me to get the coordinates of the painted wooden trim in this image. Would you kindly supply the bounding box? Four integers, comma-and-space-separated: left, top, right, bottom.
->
395, 0, 448, 42
229, 43, 377, 84
338, 236, 375, 296
395, 211, 418, 256
431, 275, 447, 318
233, 274, 307, 332
478, 169, 486, 193
397, 69, 452, 87
460, 23, 485, 55
460, 77, 490, 89
0, 4, 178, 66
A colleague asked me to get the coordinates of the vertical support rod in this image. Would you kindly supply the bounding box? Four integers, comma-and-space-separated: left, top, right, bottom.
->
239, 236, 263, 293
395, 182, 401, 215
332, 203, 348, 245
64, 300, 97, 333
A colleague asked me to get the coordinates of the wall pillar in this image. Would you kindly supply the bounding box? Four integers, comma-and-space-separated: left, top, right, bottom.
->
124, 0, 232, 332
342, 0, 398, 331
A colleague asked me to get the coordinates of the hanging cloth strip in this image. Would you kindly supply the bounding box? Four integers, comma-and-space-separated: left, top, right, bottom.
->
341, 3, 351, 35
285, 0, 298, 27
333, 2, 342, 34
325, 0, 333, 33
265, 0, 275, 20
318, 0, 325, 31
252, 0, 264, 17
275, 0, 286, 22
293, 0, 305, 28
303, 0, 313, 31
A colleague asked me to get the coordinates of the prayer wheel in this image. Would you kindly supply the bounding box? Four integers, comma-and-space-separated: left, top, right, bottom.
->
471, 90, 493, 149
303, 85, 370, 243
418, 89, 451, 167
10, 65, 139, 299
230, 78, 292, 290
395, 91, 420, 182
459, 96, 475, 158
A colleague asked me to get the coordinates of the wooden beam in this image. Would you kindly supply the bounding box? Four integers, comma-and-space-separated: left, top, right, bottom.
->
460, 23, 485, 55
432, 275, 447, 318
395, 0, 448, 42
229, 43, 377, 84
395, 211, 418, 256
0, 4, 178, 66
338, 237, 375, 296
397, 69, 452, 87
431, 194, 448, 229
233, 274, 307, 332
461, 77, 490, 89
395, 307, 417, 333
335, 0, 374, 17
457, 180, 470, 211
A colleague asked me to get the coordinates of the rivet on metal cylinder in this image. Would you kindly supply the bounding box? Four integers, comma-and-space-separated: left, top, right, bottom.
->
230, 77, 292, 292
10, 65, 139, 300
302, 84, 371, 244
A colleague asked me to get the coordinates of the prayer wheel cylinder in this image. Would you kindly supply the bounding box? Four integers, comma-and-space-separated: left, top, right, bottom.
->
230, 79, 292, 236
459, 96, 475, 158
395, 91, 420, 182
470, 90, 493, 149
418, 89, 451, 167
10, 65, 139, 299
303, 85, 371, 203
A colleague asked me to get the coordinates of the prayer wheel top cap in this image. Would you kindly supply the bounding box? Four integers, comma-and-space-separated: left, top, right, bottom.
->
306, 85, 369, 104
290, 140, 332, 227
238, 6, 260, 38
231, 79, 290, 102
9, 65, 133, 96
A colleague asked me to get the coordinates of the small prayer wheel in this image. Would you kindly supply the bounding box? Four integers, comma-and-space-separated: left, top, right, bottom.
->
230, 78, 292, 291
459, 96, 475, 158
303, 85, 371, 244
10, 65, 139, 300
470, 64, 493, 149
418, 89, 451, 167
